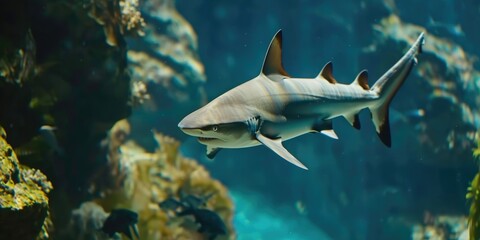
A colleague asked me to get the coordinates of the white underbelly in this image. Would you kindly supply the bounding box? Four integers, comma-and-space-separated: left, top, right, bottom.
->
261, 117, 316, 141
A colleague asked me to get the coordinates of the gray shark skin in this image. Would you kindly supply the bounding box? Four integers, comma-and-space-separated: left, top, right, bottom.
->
178, 30, 425, 170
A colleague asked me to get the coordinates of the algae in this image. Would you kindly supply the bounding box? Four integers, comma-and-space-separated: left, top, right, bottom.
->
0, 131, 53, 239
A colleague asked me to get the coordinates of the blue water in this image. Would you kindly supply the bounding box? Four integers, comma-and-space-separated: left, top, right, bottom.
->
232, 190, 331, 240
175, 0, 479, 239
1, 0, 478, 239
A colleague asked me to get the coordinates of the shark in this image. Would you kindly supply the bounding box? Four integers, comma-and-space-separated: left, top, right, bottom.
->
178, 30, 425, 170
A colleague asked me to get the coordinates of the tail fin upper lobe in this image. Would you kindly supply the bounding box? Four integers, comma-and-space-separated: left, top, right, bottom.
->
369, 32, 425, 147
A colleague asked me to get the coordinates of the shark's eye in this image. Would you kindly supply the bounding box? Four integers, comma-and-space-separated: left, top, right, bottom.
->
212, 125, 218, 132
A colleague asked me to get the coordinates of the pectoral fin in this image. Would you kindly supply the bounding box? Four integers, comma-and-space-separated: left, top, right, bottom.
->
256, 134, 308, 170
206, 146, 222, 159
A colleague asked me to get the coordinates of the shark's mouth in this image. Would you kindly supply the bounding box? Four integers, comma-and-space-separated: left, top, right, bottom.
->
198, 137, 216, 141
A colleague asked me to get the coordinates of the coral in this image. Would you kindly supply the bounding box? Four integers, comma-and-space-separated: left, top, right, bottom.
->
86, 119, 235, 240
87, 0, 146, 46
131, 80, 150, 105
410, 214, 468, 240
119, 0, 146, 34
0, 132, 53, 239
64, 202, 109, 240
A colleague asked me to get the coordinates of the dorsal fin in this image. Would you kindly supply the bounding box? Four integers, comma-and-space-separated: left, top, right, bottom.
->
261, 30, 290, 78
317, 62, 337, 83
351, 70, 369, 90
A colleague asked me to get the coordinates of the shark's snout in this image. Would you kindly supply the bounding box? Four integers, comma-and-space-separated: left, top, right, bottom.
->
178, 105, 211, 130
178, 113, 205, 137
179, 127, 202, 136
178, 117, 198, 136
178, 113, 198, 129
177, 119, 187, 129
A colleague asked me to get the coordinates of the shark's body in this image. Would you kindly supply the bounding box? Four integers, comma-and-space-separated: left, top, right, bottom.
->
179, 30, 425, 170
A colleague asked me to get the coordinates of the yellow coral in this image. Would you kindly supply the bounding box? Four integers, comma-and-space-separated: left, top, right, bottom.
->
119, 0, 146, 35
93, 119, 235, 239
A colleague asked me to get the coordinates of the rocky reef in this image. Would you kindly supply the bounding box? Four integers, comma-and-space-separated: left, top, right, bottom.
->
369, 14, 479, 166
87, 0, 146, 47
126, 0, 207, 139
3, 0, 478, 239
0, 128, 53, 239
1, 0, 233, 239
337, 13, 479, 238
0, 0, 131, 191
410, 214, 468, 240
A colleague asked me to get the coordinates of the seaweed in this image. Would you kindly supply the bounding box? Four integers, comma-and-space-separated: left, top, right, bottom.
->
467, 135, 480, 239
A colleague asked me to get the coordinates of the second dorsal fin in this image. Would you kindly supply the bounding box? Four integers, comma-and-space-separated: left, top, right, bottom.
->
261, 30, 290, 78
351, 70, 369, 90
317, 62, 337, 83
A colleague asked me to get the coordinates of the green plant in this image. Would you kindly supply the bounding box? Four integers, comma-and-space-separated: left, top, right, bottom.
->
467, 136, 480, 239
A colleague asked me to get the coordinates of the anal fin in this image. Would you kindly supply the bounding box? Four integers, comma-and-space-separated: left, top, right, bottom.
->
344, 114, 361, 130
256, 134, 308, 170
321, 130, 338, 139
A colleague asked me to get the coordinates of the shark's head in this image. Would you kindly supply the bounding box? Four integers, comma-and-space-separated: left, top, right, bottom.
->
178, 101, 254, 147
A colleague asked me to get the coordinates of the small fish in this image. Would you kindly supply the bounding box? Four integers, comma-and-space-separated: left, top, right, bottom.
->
39, 125, 64, 155
159, 198, 184, 211
101, 209, 140, 240
180, 192, 215, 209
178, 208, 227, 240
295, 200, 307, 215
159, 193, 225, 239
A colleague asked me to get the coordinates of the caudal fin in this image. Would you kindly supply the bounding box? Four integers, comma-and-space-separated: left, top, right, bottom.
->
369, 32, 425, 147
370, 103, 392, 146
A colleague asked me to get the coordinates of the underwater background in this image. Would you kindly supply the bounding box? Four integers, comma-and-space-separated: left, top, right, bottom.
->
1, 0, 479, 239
